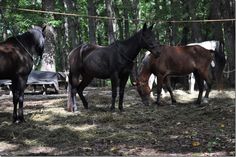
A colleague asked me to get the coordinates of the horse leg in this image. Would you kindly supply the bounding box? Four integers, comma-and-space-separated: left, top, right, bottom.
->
18, 77, 27, 123
12, 77, 27, 123
166, 77, 177, 104
193, 71, 204, 105
189, 73, 195, 93
67, 83, 78, 112
77, 76, 93, 109
110, 73, 119, 111
155, 74, 163, 105
203, 69, 213, 103
148, 74, 156, 101
11, 81, 18, 123
68, 72, 81, 111
118, 74, 129, 111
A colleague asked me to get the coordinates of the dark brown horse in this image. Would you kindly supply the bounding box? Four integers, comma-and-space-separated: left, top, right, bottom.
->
0, 26, 46, 123
136, 44, 222, 106
67, 23, 159, 112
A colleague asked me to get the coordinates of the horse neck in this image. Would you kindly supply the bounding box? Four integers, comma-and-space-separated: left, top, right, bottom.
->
16, 32, 35, 57
120, 33, 142, 60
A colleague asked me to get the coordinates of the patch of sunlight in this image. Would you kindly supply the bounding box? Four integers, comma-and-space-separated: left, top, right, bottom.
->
24, 139, 41, 146
0, 141, 19, 152
45, 124, 63, 131
27, 146, 56, 154
31, 114, 52, 122
66, 124, 97, 132
44, 107, 81, 117
42, 99, 63, 106
45, 124, 97, 132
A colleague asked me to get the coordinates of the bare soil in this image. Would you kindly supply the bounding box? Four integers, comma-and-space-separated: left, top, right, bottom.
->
0, 87, 235, 156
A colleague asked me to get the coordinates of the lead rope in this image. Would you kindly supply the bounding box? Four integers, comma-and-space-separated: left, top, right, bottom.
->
0, 8, 34, 61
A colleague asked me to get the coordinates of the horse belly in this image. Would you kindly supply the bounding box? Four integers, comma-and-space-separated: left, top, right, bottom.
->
83, 56, 111, 79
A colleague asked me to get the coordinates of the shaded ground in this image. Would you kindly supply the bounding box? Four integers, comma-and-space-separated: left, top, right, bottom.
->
0, 87, 235, 156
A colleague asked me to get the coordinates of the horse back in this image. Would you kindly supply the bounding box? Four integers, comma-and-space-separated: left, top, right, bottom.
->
69, 43, 98, 67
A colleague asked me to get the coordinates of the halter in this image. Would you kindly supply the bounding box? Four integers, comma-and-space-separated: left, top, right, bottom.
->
15, 36, 34, 61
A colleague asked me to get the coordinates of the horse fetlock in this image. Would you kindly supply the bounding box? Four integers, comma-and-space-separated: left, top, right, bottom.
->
18, 116, 26, 123
12, 115, 18, 123
73, 105, 78, 112
110, 105, 115, 111
83, 103, 88, 109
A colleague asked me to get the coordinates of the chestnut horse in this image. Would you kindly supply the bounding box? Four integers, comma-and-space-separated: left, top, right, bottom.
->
67, 23, 159, 112
0, 26, 46, 123
136, 44, 220, 106
141, 40, 226, 97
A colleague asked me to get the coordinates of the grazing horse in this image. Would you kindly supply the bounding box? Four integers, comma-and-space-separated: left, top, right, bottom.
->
142, 40, 226, 94
136, 44, 222, 106
0, 26, 46, 123
67, 23, 159, 112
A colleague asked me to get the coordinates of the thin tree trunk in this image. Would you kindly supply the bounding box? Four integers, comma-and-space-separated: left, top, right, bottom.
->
222, 0, 235, 86
88, 0, 96, 44
105, 0, 115, 44
122, 0, 130, 38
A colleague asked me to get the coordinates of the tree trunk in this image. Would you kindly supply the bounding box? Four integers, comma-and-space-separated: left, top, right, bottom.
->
122, 0, 130, 38
105, 0, 115, 44
88, 0, 96, 44
221, 0, 235, 86
41, 0, 56, 72
113, 2, 124, 40
208, 0, 224, 41
187, 0, 202, 42
180, 0, 190, 45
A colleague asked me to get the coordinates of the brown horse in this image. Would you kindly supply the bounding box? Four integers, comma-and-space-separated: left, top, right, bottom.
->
136, 44, 220, 106
67, 23, 159, 112
0, 26, 46, 123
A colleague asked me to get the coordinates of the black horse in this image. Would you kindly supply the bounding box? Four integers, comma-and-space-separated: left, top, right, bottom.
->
0, 26, 46, 123
67, 23, 159, 112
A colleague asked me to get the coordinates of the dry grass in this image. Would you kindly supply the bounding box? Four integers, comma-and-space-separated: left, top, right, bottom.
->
0, 87, 235, 156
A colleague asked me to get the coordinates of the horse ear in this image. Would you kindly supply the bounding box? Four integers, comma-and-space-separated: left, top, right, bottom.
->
42, 25, 46, 32
149, 23, 155, 30
143, 23, 147, 31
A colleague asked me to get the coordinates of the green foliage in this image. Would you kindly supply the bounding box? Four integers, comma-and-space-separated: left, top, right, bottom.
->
0, 0, 233, 77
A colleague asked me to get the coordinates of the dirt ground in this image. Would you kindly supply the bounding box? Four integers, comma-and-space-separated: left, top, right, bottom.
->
0, 86, 235, 156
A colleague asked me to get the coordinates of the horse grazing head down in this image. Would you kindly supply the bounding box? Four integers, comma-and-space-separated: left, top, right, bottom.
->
139, 23, 160, 57
28, 26, 46, 59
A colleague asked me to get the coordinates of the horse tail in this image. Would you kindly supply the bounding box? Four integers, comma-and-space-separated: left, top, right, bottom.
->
213, 42, 226, 90
79, 44, 86, 63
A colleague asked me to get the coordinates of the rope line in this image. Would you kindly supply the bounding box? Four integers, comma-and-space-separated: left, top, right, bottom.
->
0, 6, 235, 23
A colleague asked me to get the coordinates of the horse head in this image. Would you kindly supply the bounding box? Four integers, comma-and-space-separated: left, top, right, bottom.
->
136, 80, 152, 106
29, 25, 46, 59
140, 23, 160, 57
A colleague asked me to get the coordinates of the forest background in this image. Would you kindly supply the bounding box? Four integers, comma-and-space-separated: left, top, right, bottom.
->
0, 0, 234, 87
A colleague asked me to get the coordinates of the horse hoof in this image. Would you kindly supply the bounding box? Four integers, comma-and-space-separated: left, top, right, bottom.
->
171, 101, 177, 106
110, 107, 115, 112
119, 108, 124, 112
154, 101, 161, 106
83, 106, 88, 110
18, 117, 26, 123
